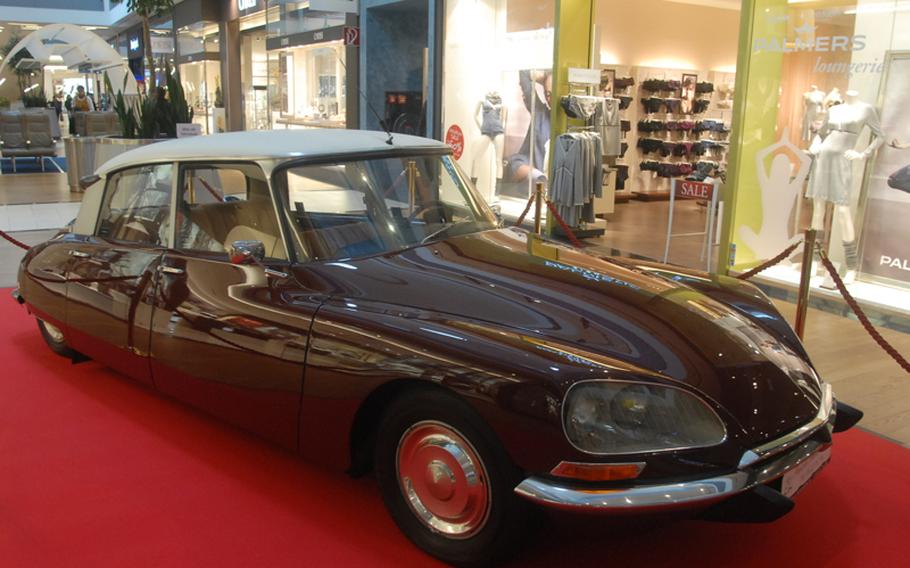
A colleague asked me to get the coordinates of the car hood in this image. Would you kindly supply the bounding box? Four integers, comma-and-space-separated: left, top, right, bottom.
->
298, 228, 822, 445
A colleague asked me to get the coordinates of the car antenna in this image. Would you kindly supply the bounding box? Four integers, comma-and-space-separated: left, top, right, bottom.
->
335, 54, 394, 145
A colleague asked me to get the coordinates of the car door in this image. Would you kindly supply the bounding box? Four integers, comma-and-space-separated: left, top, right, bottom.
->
64, 163, 174, 385
148, 162, 318, 450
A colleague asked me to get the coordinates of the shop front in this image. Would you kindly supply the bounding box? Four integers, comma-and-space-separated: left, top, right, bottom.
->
175, 0, 225, 134
723, 0, 910, 317
266, 1, 359, 129
440, 0, 740, 258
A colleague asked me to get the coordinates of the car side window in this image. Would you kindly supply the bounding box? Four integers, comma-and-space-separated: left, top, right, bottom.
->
175, 163, 288, 261
96, 164, 173, 246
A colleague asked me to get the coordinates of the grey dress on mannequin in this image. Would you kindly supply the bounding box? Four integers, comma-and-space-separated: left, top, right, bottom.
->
807, 101, 883, 205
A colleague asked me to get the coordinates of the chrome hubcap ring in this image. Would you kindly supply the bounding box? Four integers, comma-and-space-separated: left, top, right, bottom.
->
396, 420, 491, 539
42, 320, 65, 343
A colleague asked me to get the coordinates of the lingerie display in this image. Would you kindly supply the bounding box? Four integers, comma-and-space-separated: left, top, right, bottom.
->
807, 100, 883, 205
695, 81, 714, 94
641, 78, 681, 92
686, 160, 721, 182
551, 132, 604, 227
561, 94, 622, 156
692, 99, 711, 114
614, 164, 630, 190
618, 95, 633, 110
613, 77, 636, 90
640, 160, 695, 178
480, 93, 505, 137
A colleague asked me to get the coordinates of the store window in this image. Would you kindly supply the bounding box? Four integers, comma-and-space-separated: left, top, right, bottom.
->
728, 0, 910, 312
266, 1, 350, 129
241, 10, 271, 130
441, 0, 556, 218
176, 22, 221, 134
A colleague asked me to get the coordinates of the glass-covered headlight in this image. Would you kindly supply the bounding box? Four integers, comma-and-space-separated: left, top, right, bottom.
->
563, 381, 727, 455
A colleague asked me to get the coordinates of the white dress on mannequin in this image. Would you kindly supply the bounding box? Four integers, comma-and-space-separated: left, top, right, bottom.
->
807, 101, 883, 205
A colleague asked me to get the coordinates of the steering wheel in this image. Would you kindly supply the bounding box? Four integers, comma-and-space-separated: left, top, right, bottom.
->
408, 200, 451, 224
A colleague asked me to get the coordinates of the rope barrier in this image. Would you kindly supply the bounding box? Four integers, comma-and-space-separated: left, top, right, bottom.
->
0, 228, 31, 251
544, 200, 586, 249
816, 246, 910, 374
735, 240, 803, 281
513, 193, 537, 228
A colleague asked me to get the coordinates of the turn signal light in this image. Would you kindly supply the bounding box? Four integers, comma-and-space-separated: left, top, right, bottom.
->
550, 461, 645, 482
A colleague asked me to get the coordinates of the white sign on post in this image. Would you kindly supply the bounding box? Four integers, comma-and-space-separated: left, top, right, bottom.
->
177, 123, 203, 138
567, 67, 601, 85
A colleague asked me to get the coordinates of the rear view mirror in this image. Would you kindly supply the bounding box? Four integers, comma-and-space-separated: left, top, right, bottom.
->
230, 240, 265, 265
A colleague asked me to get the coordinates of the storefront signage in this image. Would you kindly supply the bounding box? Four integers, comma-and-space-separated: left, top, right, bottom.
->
676, 180, 714, 200
310, 0, 358, 13
344, 26, 360, 47
265, 25, 345, 51
128, 32, 143, 57
237, 0, 257, 10
567, 68, 600, 86
445, 125, 464, 160
177, 123, 203, 138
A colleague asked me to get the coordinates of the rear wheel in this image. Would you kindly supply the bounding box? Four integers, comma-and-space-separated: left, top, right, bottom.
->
374, 389, 531, 566
37, 319, 78, 358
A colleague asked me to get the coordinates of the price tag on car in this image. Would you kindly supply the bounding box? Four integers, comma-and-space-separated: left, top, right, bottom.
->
781, 447, 831, 498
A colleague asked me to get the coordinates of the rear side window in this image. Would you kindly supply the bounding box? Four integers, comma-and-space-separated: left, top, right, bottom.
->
175, 163, 288, 260
97, 164, 173, 246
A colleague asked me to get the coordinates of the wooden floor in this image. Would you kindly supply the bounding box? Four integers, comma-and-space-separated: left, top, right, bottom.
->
774, 300, 910, 446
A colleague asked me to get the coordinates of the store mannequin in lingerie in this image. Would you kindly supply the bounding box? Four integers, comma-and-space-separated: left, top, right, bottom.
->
806, 89, 883, 283
470, 92, 507, 197
802, 86, 826, 143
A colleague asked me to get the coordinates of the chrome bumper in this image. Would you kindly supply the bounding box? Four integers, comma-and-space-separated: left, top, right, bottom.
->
515, 384, 835, 512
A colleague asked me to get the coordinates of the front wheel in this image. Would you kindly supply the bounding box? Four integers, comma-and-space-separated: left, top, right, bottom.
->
374, 389, 531, 567
37, 318, 78, 358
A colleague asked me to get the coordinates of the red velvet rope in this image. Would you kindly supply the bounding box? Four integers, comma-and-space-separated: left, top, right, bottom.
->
513, 193, 537, 227
0, 229, 31, 251
544, 200, 585, 249
816, 246, 910, 374
735, 240, 803, 280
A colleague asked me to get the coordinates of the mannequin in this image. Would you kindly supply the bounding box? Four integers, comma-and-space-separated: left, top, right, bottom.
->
470, 91, 507, 192
824, 87, 843, 109
807, 89, 883, 283
802, 86, 825, 143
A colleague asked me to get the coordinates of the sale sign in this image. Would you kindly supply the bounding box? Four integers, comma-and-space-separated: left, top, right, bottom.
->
676, 180, 714, 199
445, 125, 465, 160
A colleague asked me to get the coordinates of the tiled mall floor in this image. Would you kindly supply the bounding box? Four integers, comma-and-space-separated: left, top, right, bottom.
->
0, 202, 81, 232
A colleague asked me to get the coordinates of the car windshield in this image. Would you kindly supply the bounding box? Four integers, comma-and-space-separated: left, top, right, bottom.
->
276, 153, 498, 262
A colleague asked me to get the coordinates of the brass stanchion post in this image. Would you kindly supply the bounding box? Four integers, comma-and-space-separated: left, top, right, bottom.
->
795, 228, 817, 339
533, 182, 543, 235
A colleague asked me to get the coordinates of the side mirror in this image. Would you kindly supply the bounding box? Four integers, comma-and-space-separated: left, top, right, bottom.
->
230, 240, 265, 265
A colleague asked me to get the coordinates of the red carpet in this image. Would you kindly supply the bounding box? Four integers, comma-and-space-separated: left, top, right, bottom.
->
1, 292, 908, 567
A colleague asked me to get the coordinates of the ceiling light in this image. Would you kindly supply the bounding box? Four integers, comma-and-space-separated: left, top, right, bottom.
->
24, 83, 40, 92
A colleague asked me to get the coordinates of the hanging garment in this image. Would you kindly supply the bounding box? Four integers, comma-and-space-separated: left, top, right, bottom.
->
595, 98, 622, 156
550, 132, 603, 227
888, 164, 910, 194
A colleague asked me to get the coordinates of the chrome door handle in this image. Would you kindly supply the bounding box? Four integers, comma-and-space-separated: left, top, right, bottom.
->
158, 266, 185, 275
68, 250, 91, 258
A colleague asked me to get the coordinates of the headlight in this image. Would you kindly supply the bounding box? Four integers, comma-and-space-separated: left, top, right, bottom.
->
563, 380, 726, 455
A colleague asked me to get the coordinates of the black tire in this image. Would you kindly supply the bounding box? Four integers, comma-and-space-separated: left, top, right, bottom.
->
37, 318, 78, 358
374, 388, 531, 567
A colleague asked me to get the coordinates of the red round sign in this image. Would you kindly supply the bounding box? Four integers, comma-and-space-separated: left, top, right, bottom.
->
445, 125, 465, 160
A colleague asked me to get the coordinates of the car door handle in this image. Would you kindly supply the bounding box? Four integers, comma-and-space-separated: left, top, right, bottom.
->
158, 266, 185, 275
68, 250, 91, 258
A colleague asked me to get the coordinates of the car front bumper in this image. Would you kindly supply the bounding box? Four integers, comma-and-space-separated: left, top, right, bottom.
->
515, 384, 839, 513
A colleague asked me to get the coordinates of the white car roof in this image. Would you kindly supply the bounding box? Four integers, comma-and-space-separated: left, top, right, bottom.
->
96, 129, 450, 176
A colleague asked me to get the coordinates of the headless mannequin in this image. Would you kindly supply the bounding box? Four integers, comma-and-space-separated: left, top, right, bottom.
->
802, 85, 825, 143
470, 92, 507, 199
808, 90, 883, 283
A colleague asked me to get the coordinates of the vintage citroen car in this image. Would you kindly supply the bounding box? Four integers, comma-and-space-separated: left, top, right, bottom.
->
15, 130, 860, 566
